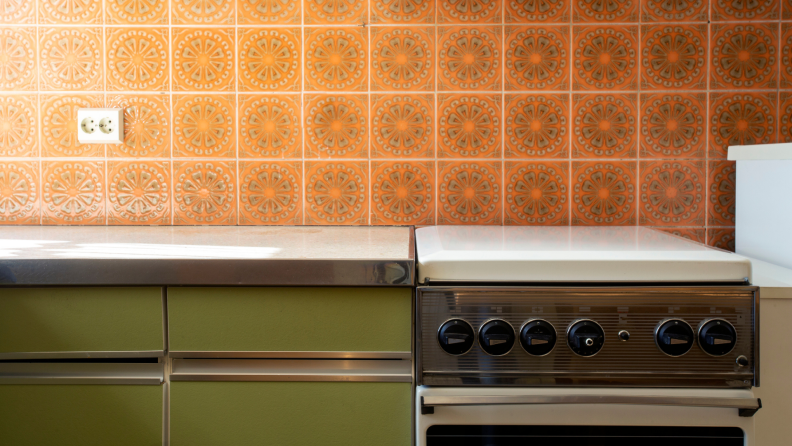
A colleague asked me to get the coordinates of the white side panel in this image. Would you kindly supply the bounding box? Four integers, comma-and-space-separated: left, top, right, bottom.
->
736, 160, 792, 270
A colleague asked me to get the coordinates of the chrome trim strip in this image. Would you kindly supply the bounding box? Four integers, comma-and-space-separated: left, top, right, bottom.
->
0, 350, 165, 360
0, 258, 415, 286
420, 394, 761, 411
755, 287, 761, 387
168, 351, 411, 360
169, 359, 412, 383
0, 362, 164, 385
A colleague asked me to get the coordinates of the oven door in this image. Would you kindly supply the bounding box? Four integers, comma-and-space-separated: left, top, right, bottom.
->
417, 387, 757, 446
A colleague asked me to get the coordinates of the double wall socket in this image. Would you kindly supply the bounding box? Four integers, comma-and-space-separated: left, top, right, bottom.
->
77, 108, 125, 144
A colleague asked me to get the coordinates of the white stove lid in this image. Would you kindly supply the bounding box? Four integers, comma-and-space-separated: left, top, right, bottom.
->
416, 226, 752, 283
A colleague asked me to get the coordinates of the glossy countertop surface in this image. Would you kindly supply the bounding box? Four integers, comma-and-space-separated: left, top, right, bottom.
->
416, 226, 752, 283
0, 226, 414, 286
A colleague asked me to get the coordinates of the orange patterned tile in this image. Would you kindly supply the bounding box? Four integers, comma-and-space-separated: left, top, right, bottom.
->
107, 161, 170, 225
438, 27, 502, 91
640, 93, 705, 159
239, 95, 302, 159
305, 95, 368, 159
438, 0, 502, 23
305, 28, 367, 92
438, 161, 502, 224
172, 0, 233, 23
572, 26, 637, 90
0, 95, 37, 157
506, 0, 570, 22
41, 95, 104, 158
711, 0, 778, 20
641, 25, 706, 90
305, 0, 367, 23
305, 161, 368, 225
238, 28, 301, 92
707, 228, 735, 252
371, 27, 435, 91
0, 161, 39, 225
572, 93, 636, 158
709, 92, 777, 159
371, 161, 435, 225
173, 95, 235, 158
505, 161, 568, 225
39, 0, 102, 24
39, 28, 103, 91
172, 28, 234, 91
642, 0, 707, 21
106, 95, 171, 158
371, 0, 435, 23
106, 28, 169, 91
573, 0, 638, 22
781, 92, 792, 143
42, 161, 104, 225
653, 228, 706, 244
239, 161, 302, 225
781, 24, 792, 89
438, 94, 501, 158
0, 28, 35, 90
0, 0, 34, 24
106, 0, 168, 24
571, 161, 636, 225
505, 26, 569, 91
708, 161, 735, 227
505, 94, 569, 159
173, 161, 237, 225
785, 0, 792, 18
639, 160, 704, 226
711, 24, 778, 90
371, 94, 434, 158
238, 0, 301, 24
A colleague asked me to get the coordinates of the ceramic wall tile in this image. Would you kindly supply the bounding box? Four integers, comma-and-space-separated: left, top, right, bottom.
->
572, 93, 637, 159
304, 28, 367, 91
571, 161, 636, 225
642, 0, 708, 21
781, 92, 792, 143
0, 28, 36, 91
438, 94, 502, 158
305, 161, 368, 224
106, 28, 169, 92
711, 23, 778, 90
707, 228, 735, 252
238, 95, 302, 159
708, 161, 736, 227
781, 24, 792, 89
238, 0, 300, 23
106, 0, 168, 24
573, 0, 638, 22
784, 0, 792, 18
106, 95, 171, 158
0, 95, 38, 158
239, 161, 302, 225
107, 161, 170, 225
238, 28, 301, 92
573, 26, 638, 91
304, 95, 368, 158
438, 26, 502, 91
709, 92, 777, 159
39, 28, 103, 91
0, 0, 35, 24
641, 25, 707, 91
39, 0, 102, 24
506, 0, 570, 22
173, 161, 237, 225
640, 93, 706, 159
371, 94, 434, 158
371, 161, 435, 225
711, 0, 779, 20
438, 161, 502, 224
305, 0, 367, 23
505, 94, 569, 159
438, 0, 502, 23
172, 0, 234, 24
40, 95, 105, 157
0, 161, 39, 225
172, 28, 235, 91
371, 27, 435, 91
505, 26, 570, 91
173, 95, 235, 158
42, 161, 105, 225
505, 161, 569, 225
639, 160, 705, 226
371, 0, 436, 23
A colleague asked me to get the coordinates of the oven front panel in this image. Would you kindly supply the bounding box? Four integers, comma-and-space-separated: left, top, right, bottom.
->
418, 287, 757, 387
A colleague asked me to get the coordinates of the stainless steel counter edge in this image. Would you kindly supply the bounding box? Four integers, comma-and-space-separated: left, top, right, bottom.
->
0, 257, 415, 287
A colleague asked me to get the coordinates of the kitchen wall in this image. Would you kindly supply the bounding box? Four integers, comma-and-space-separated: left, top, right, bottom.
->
0, 0, 788, 249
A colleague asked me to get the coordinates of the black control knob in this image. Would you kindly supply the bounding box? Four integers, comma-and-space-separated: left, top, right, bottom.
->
519, 320, 557, 356
698, 319, 737, 356
656, 319, 695, 357
437, 319, 475, 355
567, 320, 604, 357
478, 319, 516, 356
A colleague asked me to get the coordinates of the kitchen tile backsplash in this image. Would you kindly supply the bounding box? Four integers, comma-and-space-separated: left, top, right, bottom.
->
1, 0, 789, 250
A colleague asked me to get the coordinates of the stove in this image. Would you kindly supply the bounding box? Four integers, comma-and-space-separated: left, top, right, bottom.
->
414, 226, 760, 446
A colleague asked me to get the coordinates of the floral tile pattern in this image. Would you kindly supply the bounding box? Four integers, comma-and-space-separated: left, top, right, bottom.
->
0, 0, 785, 239
505, 161, 568, 225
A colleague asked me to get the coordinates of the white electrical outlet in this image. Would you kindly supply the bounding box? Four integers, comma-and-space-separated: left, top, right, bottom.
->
77, 108, 125, 144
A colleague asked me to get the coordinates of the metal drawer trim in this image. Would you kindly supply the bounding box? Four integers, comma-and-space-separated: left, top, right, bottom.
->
169, 351, 411, 360
0, 350, 165, 360
0, 362, 164, 385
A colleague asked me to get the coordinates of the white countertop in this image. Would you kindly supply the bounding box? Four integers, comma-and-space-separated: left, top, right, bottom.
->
744, 257, 792, 298
728, 143, 792, 160
416, 226, 752, 283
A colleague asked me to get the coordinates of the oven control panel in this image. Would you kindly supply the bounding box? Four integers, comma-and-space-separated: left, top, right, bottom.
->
418, 286, 758, 388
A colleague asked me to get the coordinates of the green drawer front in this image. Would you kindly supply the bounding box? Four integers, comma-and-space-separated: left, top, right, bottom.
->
171, 381, 411, 446
168, 287, 411, 352
0, 385, 162, 446
0, 287, 163, 354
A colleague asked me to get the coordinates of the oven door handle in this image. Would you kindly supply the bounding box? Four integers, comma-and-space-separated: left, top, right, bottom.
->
420, 395, 762, 417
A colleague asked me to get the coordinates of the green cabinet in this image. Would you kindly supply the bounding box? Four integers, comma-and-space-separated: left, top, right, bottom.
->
0, 287, 164, 355
171, 381, 411, 446
0, 385, 162, 446
168, 287, 412, 353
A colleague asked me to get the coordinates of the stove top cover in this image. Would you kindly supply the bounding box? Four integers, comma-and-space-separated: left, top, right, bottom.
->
416, 226, 752, 284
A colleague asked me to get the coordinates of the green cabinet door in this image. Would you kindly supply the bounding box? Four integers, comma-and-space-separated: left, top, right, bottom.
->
0, 287, 163, 355
168, 287, 411, 352
0, 385, 162, 446
171, 381, 411, 446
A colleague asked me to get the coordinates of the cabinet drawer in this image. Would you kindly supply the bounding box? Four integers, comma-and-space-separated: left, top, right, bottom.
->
171, 381, 411, 446
168, 287, 411, 353
0, 384, 162, 446
0, 287, 164, 357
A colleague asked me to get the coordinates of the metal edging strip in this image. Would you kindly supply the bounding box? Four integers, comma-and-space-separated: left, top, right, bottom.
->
0, 351, 165, 360
0, 362, 164, 385
168, 351, 411, 360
